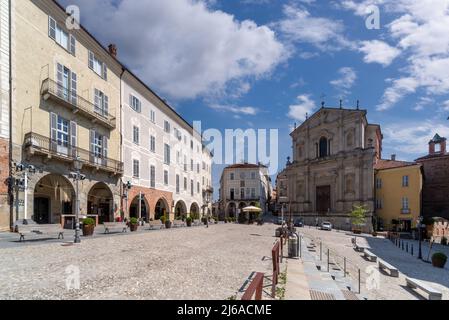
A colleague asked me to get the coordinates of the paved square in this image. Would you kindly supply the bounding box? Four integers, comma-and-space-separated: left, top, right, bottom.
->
0, 224, 277, 300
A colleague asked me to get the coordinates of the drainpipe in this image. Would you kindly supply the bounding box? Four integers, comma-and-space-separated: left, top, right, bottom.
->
8, 0, 13, 230
119, 67, 125, 219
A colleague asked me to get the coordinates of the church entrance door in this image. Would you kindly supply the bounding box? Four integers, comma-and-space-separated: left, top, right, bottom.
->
316, 186, 331, 213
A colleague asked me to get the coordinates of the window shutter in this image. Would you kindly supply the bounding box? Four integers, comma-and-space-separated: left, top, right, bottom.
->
94, 89, 100, 110
90, 129, 95, 154
129, 94, 133, 109
56, 63, 64, 97
102, 63, 108, 80
70, 121, 77, 157
88, 51, 94, 69
104, 95, 109, 115
70, 71, 77, 105
50, 113, 57, 151
49, 16, 56, 40
103, 136, 108, 159
69, 35, 76, 56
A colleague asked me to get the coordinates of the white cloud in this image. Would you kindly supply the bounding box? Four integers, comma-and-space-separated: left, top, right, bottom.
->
276, 4, 354, 51
358, 40, 401, 66
383, 120, 449, 156
59, 0, 286, 100
287, 94, 316, 122
377, 77, 418, 110
443, 100, 449, 111
330, 67, 357, 96
209, 104, 259, 115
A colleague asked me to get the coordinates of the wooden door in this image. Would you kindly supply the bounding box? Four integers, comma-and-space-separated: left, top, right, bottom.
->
316, 186, 331, 213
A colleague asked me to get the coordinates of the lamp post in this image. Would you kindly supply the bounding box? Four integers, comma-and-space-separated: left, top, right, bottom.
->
70, 158, 85, 244
123, 181, 132, 221
418, 216, 424, 260
15, 163, 36, 223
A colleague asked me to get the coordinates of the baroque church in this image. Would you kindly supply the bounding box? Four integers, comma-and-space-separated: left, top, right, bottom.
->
282, 106, 382, 231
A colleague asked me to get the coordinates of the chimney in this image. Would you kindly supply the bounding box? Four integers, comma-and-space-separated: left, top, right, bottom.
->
108, 44, 117, 58
391, 154, 396, 161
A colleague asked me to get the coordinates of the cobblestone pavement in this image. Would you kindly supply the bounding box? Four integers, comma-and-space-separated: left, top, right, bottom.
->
0, 224, 277, 300
299, 227, 449, 300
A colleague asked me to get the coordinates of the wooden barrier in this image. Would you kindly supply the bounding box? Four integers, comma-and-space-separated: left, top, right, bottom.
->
241, 272, 264, 300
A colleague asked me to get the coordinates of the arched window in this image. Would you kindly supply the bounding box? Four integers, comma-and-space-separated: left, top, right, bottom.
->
319, 137, 328, 158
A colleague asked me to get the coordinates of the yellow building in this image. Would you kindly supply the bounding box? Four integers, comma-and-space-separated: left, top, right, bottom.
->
10, 0, 123, 227
374, 157, 423, 232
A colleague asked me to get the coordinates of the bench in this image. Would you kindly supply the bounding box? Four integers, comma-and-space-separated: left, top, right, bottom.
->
354, 244, 370, 252
17, 224, 64, 242
173, 220, 185, 228
406, 277, 442, 300
378, 260, 399, 277
149, 220, 165, 230
103, 222, 127, 234
363, 250, 377, 262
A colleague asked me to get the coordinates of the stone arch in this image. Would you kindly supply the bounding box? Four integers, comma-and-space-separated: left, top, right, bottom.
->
155, 197, 170, 220
190, 202, 200, 216
88, 182, 114, 223
227, 202, 236, 218
129, 194, 150, 221
33, 174, 75, 225
174, 200, 188, 219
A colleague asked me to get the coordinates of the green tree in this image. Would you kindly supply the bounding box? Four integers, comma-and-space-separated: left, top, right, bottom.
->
350, 205, 367, 228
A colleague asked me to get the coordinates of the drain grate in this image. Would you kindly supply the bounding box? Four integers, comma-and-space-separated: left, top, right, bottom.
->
310, 290, 336, 300
342, 290, 359, 300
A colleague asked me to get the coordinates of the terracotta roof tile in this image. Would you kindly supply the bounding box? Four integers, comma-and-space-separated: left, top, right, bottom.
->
374, 159, 417, 170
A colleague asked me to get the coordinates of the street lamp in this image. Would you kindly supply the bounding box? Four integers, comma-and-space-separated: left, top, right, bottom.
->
70, 158, 86, 244
123, 181, 132, 221
418, 216, 424, 260
15, 163, 36, 223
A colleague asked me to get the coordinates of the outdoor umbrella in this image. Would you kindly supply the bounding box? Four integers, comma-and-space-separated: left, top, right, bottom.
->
242, 206, 262, 213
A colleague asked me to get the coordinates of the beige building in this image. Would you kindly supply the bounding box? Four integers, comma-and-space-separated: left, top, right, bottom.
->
283, 107, 382, 231
10, 0, 123, 227
219, 163, 272, 220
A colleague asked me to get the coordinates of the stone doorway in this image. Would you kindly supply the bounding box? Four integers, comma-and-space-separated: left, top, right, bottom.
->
316, 186, 331, 213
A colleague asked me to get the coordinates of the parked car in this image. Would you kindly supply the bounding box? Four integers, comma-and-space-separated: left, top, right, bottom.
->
276, 218, 286, 225
294, 219, 304, 227
321, 221, 332, 231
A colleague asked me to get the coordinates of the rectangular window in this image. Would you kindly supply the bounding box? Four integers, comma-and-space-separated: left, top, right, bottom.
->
164, 170, 169, 185
376, 199, 383, 210
56, 115, 70, 147
202, 177, 205, 186
191, 159, 194, 171
56, 63, 77, 105
251, 172, 256, 180
240, 180, 245, 188
88, 51, 107, 80
197, 182, 200, 194
376, 178, 382, 189
133, 160, 140, 178
133, 126, 140, 145
402, 197, 409, 210
240, 172, 246, 179
230, 173, 235, 180
184, 155, 187, 171
49, 16, 75, 55
94, 89, 109, 117
230, 188, 235, 200
150, 110, 155, 123
197, 163, 200, 174
184, 177, 187, 191
150, 136, 156, 152
92, 132, 104, 158
402, 175, 409, 187
191, 180, 194, 196
164, 120, 171, 133
251, 188, 256, 199
129, 94, 141, 113
191, 140, 194, 150
150, 166, 155, 188
176, 175, 180, 194
164, 144, 171, 164
240, 188, 245, 199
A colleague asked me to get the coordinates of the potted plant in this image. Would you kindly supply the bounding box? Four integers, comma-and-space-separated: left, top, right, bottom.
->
129, 217, 139, 232
162, 214, 171, 229
82, 218, 95, 236
186, 216, 193, 227
431, 252, 447, 268
350, 205, 367, 234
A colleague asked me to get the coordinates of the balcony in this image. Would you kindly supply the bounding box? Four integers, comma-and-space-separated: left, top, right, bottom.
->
401, 208, 411, 214
24, 132, 123, 175
41, 78, 116, 129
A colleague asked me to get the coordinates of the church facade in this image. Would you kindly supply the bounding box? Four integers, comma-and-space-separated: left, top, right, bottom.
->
283, 107, 382, 232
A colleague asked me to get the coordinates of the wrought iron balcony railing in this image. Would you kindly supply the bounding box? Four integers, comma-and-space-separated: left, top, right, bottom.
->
41, 78, 116, 129
24, 132, 123, 175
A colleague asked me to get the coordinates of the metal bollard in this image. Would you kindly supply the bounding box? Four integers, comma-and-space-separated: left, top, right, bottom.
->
411, 244, 414, 256
320, 242, 323, 261
327, 249, 330, 272
406, 243, 409, 253
344, 257, 346, 277
402, 241, 404, 250
358, 269, 361, 294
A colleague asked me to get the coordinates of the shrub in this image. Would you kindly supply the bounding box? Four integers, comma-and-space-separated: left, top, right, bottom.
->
186, 216, 193, 223
160, 215, 166, 224
82, 218, 95, 226
432, 252, 447, 263
350, 205, 367, 228
130, 217, 138, 225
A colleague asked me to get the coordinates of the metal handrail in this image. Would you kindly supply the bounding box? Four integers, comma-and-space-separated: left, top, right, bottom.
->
41, 78, 116, 127
24, 132, 123, 174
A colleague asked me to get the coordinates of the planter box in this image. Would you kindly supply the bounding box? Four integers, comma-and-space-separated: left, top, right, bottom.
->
82, 224, 95, 236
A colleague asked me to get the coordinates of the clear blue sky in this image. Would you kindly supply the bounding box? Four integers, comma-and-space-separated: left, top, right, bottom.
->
59, 0, 449, 198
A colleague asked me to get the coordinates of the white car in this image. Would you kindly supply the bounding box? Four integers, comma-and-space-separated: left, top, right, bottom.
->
321, 222, 332, 231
